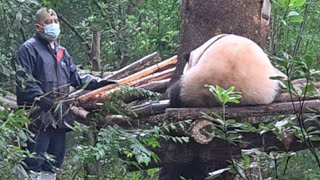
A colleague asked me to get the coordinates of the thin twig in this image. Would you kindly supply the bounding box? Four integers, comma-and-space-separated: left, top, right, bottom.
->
57, 13, 91, 50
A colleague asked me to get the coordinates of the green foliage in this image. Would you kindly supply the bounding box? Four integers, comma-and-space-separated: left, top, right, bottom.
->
203, 85, 248, 179
205, 85, 242, 106
270, 0, 320, 68
0, 53, 16, 94
0, 107, 33, 179
269, 1, 320, 177
0, 0, 39, 55
102, 85, 162, 118
45, 0, 180, 69
202, 84, 320, 180
60, 119, 189, 179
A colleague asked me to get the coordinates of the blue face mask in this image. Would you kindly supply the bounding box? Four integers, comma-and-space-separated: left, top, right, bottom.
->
39, 23, 60, 41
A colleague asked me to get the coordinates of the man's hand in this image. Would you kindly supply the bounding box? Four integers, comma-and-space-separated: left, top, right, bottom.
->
38, 97, 54, 112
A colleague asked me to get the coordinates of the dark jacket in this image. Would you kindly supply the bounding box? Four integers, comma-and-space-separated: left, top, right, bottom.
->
16, 34, 101, 130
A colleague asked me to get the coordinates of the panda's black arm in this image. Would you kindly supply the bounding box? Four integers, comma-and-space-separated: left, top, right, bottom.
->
182, 52, 190, 63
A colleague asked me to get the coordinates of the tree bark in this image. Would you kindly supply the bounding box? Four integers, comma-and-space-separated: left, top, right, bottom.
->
170, 0, 269, 86
90, 29, 101, 71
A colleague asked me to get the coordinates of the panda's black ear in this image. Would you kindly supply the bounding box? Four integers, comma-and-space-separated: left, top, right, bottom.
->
182, 52, 190, 63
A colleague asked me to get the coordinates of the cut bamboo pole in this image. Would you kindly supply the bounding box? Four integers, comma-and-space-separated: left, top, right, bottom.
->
70, 106, 91, 120
117, 55, 177, 85
130, 68, 175, 87
108, 52, 162, 80
78, 55, 177, 103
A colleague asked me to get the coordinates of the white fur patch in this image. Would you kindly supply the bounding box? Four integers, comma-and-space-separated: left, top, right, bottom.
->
180, 34, 284, 107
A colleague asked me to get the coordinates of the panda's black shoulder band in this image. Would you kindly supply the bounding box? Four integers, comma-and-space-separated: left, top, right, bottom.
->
197, 34, 228, 63
182, 52, 190, 63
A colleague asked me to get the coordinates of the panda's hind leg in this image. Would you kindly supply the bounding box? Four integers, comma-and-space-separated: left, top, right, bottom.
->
168, 80, 183, 108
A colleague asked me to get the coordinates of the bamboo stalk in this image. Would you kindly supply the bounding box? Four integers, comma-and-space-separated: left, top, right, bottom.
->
78, 55, 177, 103
138, 79, 170, 93
130, 68, 175, 87
108, 52, 162, 80
117, 55, 177, 85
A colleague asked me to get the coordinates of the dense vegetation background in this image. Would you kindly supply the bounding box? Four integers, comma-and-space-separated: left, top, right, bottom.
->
0, 0, 320, 179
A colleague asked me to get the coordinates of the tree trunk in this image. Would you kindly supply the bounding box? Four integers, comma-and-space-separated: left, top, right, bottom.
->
84, 29, 102, 180
90, 29, 101, 71
163, 0, 271, 179
170, 0, 270, 85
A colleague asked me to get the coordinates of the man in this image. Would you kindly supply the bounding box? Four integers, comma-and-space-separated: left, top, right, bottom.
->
16, 8, 114, 180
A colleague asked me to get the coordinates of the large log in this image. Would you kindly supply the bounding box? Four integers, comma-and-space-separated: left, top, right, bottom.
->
108, 52, 162, 80
138, 79, 170, 93
187, 120, 215, 144
136, 99, 320, 124
0, 96, 18, 109
78, 56, 177, 104
132, 100, 171, 117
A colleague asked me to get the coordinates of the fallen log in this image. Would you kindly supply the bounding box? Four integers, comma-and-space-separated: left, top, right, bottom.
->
187, 120, 215, 144
0, 96, 18, 109
130, 68, 175, 87
136, 99, 320, 124
71, 106, 92, 120
138, 79, 170, 93
164, 99, 320, 122
132, 100, 171, 117
2, 93, 17, 102
274, 92, 320, 102
108, 52, 162, 80
78, 55, 177, 104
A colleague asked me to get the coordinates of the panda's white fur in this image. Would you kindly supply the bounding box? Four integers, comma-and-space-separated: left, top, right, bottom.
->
169, 34, 285, 108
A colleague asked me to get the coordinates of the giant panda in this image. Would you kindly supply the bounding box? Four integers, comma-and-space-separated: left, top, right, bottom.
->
168, 34, 285, 108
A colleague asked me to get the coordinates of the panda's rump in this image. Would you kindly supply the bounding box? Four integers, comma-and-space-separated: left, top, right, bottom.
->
180, 35, 280, 107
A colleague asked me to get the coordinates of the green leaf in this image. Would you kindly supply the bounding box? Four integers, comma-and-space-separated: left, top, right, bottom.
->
14, 109, 26, 116
289, 15, 304, 23
293, 0, 306, 7
305, 55, 314, 70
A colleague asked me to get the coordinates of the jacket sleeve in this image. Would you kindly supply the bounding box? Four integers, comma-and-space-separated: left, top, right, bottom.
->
67, 51, 104, 90
16, 44, 44, 103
